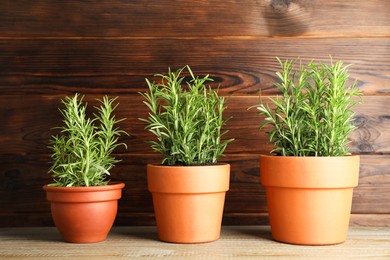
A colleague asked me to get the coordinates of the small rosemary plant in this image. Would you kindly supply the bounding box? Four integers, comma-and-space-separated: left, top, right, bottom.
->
139, 65, 234, 166
256, 58, 361, 156
48, 94, 127, 187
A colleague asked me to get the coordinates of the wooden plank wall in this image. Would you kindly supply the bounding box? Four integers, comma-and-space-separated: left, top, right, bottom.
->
0, 0, 389, 227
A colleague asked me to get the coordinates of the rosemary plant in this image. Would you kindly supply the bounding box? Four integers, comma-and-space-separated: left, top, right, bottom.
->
256, 58, 361, 156
139, 65, 233, 166
48, 94, 127, 187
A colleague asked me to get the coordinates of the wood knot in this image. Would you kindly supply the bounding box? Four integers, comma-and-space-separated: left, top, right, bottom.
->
352, 115, 369, 127
264, 0, 309, 36
271, 0, 292, 12
357, 141, 374, 153
379, 115, 390, 122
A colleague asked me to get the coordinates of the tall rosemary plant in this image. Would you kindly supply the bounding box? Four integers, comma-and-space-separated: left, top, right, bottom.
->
139, 65, 233, 166
48, 94, 127, 187
256, 58, 361, 156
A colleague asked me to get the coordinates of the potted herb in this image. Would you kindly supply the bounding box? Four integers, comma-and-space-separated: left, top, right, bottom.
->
255, 58, 362, 245
139, 66, 234, 243
43, 94, 127, 243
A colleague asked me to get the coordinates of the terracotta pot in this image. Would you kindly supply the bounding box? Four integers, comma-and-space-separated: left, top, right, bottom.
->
260, 155, 359, 245
43, 182, 124, 243
147, 164, 230, 243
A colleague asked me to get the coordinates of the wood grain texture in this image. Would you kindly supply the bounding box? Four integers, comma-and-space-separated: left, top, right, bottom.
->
1, 154, 389, 227
0, 95, 389, 155
0, 38, 388, 95
0, 1, 389, 227
0, 226, 389, 259
0, 0, 389, 37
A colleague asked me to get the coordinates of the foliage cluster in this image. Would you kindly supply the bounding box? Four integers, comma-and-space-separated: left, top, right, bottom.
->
256, 58, 361, 156
49, 94, 127, 186
140, 66, 233, 166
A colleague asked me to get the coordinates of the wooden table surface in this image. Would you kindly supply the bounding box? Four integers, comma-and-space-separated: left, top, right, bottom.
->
0, 226, 389, 259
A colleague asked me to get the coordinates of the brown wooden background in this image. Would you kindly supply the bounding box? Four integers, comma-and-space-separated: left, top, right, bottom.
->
0, 0, 389, 227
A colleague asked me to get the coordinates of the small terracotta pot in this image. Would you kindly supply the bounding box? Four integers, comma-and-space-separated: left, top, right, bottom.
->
147, 164, 230, 243
260, 155, 359, 245
43, 182, 124, 243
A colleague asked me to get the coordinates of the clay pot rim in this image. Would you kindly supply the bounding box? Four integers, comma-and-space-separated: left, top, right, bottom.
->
260, 154, 358, 159
260, 155, 360, 188
43, 181, 125, 192
147, 164, 230, 193
147, 163, 229, 169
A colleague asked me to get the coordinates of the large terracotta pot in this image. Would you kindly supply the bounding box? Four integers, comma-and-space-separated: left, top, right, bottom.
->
147, 164, 230, 243
260, 155, 359, 245
43, 182, 124, 243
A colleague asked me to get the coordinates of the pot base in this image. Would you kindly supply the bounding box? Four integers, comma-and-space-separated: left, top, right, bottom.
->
153, 192, 225, 244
